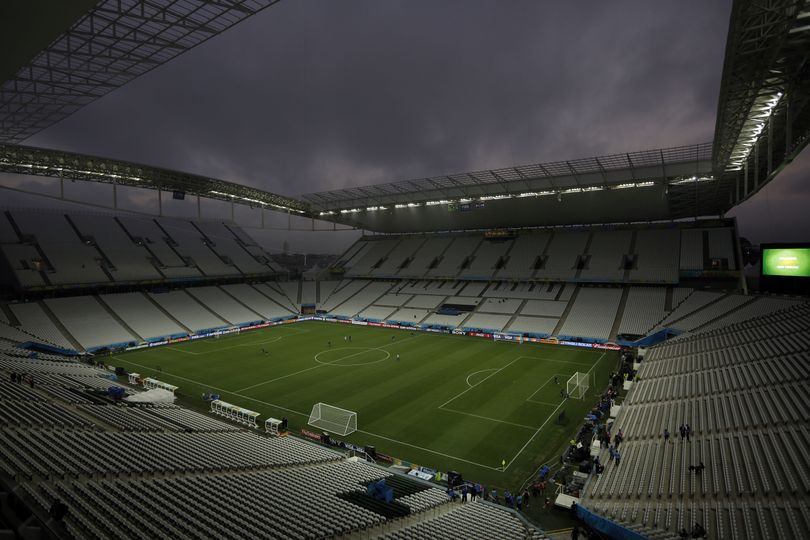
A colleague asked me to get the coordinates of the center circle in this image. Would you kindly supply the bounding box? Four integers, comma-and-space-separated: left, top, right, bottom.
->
314, 347, 391, 366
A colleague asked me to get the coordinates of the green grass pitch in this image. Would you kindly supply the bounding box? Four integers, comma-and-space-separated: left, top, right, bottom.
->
112, 321, 617, 491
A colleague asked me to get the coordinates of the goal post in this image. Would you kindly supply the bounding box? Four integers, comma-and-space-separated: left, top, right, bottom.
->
307, 403, 357, 436
566, 372, 590, 400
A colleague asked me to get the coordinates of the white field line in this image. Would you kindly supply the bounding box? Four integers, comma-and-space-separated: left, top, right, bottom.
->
525, 373, 568, 404
112, 353, 500, 471
465, 368, 498, 388
235, 334, 420, 393
504, 351, 608, 470
355, 429, 502, 471
165, 328, 310, 356
504, 399, 567, 471
516, 355, 593, 367
438, 356, 522, 409
235, 348, 376, 392
438, 407, 537, 430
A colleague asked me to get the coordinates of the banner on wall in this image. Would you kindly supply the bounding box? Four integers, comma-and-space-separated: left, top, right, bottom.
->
125, 312, 623, 353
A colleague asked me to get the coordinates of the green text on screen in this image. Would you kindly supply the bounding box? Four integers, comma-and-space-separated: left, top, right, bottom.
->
762, 247, 810, 277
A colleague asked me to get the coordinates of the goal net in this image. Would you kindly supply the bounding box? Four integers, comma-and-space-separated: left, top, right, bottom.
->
308, 403, 357, 436
566, 372, 590, 400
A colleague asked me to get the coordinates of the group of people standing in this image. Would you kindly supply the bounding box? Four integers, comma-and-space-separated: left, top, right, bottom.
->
9, 372, 34, 388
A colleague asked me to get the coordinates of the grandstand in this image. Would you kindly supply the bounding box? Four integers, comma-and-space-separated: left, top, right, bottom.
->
0, 0, 808, 538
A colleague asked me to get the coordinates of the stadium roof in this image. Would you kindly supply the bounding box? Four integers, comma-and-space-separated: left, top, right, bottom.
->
302, 143, 713, 212
0, 0, 807, 233
0, 143, 307, 214
0, 0, 279, 144
712, 0, 810, 203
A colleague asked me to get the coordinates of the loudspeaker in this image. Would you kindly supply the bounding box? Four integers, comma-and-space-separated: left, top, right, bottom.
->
447, 471, 463, 487
115, 367, 125, 376
365, 445, 376, 459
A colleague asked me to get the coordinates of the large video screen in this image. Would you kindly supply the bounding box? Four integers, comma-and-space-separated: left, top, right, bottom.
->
761, 247, 810, 278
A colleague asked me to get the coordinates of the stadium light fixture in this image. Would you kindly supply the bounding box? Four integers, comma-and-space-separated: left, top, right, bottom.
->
726, 91, 784, 171
208, 190, 305, 213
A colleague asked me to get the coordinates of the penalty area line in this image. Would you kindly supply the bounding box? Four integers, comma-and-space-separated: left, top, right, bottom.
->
439, 356, 521, 409
438, 407, 538, 431
355, 429, 503, 471
504, 398, 567, 471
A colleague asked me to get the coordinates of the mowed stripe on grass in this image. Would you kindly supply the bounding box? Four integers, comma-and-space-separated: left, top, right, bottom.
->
114, 321, 616, 490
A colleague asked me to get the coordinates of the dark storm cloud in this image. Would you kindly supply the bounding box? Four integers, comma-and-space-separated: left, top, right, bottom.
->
27, 0, 733, 197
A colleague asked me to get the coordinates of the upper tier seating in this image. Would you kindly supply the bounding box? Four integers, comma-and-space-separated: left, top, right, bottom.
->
630, 229, 680, 283
398, 237, 452, 277
117, 215, 202, 278
534, 230, 590, 281
0, 211, 281, 290
346, 238, 400, 277
156, 218, 236, 277
579, 230, 632, 282
70, 214, 162, 282
498, 231, 550, 279
11, 211, 110, 285
460, 239, 513, 279
427, 236, 483, 277
372, 237, 425, 276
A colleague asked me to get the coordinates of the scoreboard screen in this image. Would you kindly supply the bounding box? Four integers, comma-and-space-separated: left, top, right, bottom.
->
761, 247, 810, 277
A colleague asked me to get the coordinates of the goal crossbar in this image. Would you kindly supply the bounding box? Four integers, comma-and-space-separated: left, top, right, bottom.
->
308, 402, 358, 436
566, 371, 590, 400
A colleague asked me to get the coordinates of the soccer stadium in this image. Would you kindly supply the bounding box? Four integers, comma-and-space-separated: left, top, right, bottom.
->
0, 1, 808, 539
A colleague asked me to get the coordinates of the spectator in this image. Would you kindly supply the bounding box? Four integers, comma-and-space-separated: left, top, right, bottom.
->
544, 497, 552, 511
664, 428, 670, 443
688, 462, 705, 474
571, 526, 580, 540
522, 489, 530, 508
615, 450, 621, 467
691, 523, 707, 538
679, 424, 686, 441
615, 430, 624, 448
516, 493, 523, 511
685, 423, 692, 442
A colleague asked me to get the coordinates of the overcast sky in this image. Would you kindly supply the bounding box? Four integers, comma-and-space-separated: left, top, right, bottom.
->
4, 0, 807, 253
